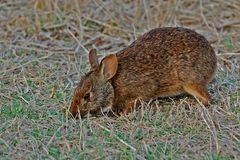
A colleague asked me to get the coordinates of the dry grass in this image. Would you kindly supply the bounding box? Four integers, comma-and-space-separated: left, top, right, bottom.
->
0, 0, 240, 159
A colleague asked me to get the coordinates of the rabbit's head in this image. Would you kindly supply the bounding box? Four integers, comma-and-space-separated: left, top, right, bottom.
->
70, 49, 118, 118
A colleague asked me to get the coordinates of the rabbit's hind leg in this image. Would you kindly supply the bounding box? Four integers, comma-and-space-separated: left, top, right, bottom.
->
183, 84, 211, 106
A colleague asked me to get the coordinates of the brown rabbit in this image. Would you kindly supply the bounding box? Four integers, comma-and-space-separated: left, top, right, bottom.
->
70, 27, 217, 118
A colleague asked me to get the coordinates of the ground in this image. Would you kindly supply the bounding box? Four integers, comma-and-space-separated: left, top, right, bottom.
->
0, 0, 239, 159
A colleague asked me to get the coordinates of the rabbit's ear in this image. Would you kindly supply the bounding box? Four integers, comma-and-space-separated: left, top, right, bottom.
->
100, 54, 118, 81
89, 49, 99, 70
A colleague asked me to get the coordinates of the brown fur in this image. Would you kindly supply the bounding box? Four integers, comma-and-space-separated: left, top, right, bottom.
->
70, 27, 217, 117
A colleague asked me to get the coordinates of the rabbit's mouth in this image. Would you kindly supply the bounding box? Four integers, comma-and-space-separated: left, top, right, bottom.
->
70, 109, 88, 119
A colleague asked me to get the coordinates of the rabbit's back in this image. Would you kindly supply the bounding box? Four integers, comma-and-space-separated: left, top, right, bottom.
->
113, 27, 216, 101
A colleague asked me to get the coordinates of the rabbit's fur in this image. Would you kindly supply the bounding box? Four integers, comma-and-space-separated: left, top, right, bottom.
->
70, 27, 217, 117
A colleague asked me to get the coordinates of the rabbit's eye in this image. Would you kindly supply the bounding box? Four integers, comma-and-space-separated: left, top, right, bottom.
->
83, 93, 90, 101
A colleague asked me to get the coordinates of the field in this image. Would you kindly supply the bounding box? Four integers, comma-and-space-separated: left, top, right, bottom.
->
0, 0, 240, 159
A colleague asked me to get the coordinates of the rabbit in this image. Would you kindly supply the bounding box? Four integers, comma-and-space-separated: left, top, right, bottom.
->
69, 27, 217, 118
